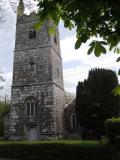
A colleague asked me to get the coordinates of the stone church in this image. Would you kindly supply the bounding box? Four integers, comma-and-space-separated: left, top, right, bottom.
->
4, 0, 77, 140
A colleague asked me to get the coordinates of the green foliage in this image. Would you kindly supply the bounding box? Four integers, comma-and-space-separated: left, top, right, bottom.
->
116, 57, 120, 62
112, 85, 120, 96
36, 0, 120, 95
76, 68, 120, 134
118, 69, 120, 75
88, 41, 107, 57
0, 72, 5, 89
34, 21, 42, 30
0, 140, 116, 160
105, 117, 120, 144
75, 37, 82, 49
36, 0, 120, 55
0, 103, 10, 137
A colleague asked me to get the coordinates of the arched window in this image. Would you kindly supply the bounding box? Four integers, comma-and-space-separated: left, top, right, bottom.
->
26, 97, 38, 116
29, 28, 36, 39
54, 35, 57, 44
71, 113, 77, 128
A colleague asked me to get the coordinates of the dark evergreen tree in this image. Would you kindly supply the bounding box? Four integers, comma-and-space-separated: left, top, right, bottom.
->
76, 68, 120, 134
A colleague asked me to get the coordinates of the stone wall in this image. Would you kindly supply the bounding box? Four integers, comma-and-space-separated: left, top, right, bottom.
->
6, 13, 65, 140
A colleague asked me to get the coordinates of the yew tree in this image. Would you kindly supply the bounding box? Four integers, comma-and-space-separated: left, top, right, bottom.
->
76, 68, 120, 133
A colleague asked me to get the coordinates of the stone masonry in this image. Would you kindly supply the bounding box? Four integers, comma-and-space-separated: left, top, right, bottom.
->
4, 12, 65, 140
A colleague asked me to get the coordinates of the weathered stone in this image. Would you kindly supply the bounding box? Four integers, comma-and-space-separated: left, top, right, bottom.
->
5, 13, 65, 140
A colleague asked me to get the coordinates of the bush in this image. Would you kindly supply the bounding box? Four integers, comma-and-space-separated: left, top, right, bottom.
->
0, 103, 10, 136
0, 141, 115, 160
105, 117, 120, 144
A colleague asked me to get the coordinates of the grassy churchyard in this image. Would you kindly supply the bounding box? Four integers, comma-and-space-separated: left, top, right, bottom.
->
0, 140, 119, 160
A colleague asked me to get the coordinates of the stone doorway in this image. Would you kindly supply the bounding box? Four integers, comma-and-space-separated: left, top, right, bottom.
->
25, 124, 39, 141
28, 127, 38, 140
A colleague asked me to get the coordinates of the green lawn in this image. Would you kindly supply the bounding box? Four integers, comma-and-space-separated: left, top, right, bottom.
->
0, 139, 103, 144
0, 140, 119, 160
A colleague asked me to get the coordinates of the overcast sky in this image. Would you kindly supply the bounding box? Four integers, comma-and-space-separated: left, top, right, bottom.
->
0, 0, 120, 100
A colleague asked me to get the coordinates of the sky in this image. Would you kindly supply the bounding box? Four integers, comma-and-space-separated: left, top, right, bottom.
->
0, 0, 120, 100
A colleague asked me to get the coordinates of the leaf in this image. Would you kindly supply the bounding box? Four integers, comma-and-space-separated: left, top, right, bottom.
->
112, 85, 120, 96
118, 69, 120, 75
49, 27, 55, 35
75, 38, 82, 49
109, 45, 114, 51
87, 45, 94, 55
116, 47, 120, 54
64, 20, 74, 30
89, 41, 95, 46
116, 57, 120, 62
99, 45, 106, 54
94, 42, 101, 57
34, 22, 42, 30
114, 47, 117, 53
89, 41, 106, 56
81, 34, 88, 43
100, 41, 107, 45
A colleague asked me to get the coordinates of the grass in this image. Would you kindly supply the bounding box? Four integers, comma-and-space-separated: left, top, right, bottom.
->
0, 139, 104, 145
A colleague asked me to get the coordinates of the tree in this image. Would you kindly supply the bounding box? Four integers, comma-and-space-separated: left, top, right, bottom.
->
76, 68, 120, 134
36, 0, 120, 93
0, 102, 10, 137
1, 0, 120, 93
36, 0, 120, 55
0, 72, 5, 89
1, 0, 120, 58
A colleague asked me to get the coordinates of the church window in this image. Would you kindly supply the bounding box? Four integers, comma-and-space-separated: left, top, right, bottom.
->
26, 97, 38, 116
35, 103, 38, 115
31, 102, 34, 116
27, 103, 30, 116
30, 62, 34, 69
71, 113, 77, 128
41, 92, 44, 105
29, 29, 36, 39
54, 35, 57, 44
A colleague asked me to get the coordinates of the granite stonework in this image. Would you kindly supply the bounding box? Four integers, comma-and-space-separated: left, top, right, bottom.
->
4, 13, 65, 140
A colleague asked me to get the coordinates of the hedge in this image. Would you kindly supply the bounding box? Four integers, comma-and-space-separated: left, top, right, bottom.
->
0, 141, 117, 160
105, 117, 120, 144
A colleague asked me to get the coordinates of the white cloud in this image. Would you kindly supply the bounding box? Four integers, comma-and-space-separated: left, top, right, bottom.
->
0, 2, 16, 98
64, 79, 76, 94
0, 7, 120, 97
61, 35, 120, 94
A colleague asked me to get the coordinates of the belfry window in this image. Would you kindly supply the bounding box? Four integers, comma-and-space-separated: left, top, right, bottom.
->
54, 35, 57, 44
71, 113, 77, 128
27, 103, 30, 116
30, 61, 34, 69
29, 29, 36, 39
26, 97, 38, 116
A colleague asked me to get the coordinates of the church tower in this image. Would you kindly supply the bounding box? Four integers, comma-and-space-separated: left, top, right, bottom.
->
6, 1, 65, 140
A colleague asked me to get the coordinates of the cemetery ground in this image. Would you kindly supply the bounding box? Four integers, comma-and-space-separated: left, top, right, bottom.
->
0, 139, 119, 160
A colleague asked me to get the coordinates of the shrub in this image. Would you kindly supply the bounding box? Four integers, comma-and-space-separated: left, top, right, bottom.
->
0, 103, 10, 137
0, 141, 115, 160
105, 117, 120, 144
